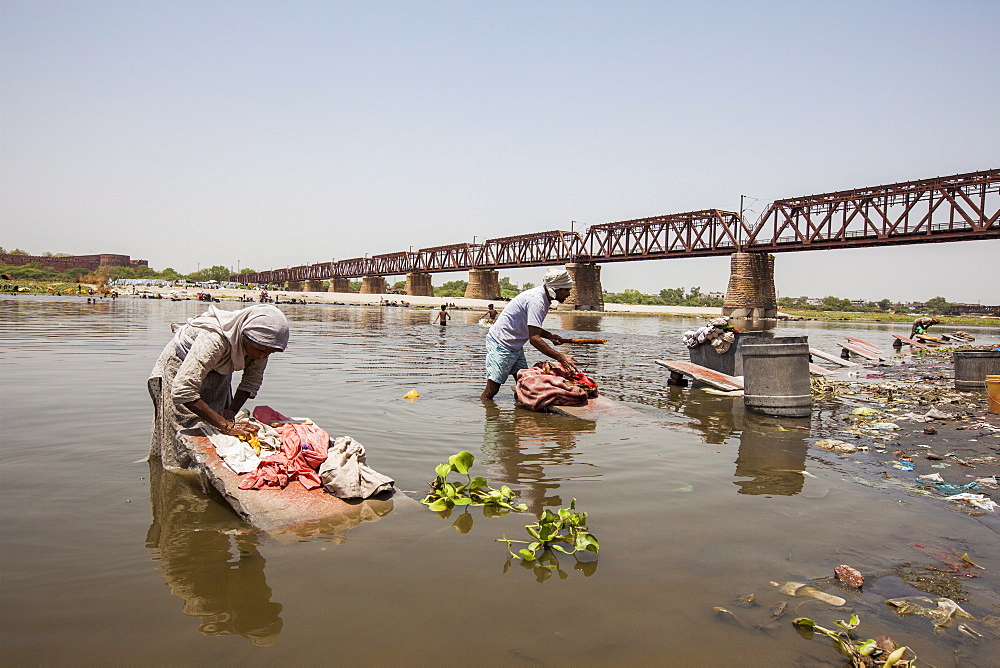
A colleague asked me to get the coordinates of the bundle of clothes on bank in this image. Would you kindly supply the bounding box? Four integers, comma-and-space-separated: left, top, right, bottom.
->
206, 405, 394, 499
514, 361, 599, 411
682, 317, 740, 354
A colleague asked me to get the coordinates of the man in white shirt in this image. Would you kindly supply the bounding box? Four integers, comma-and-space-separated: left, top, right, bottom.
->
481, 267, 579, 400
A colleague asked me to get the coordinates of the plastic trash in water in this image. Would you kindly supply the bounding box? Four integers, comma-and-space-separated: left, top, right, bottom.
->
403, 389, 420, 402
945, 493, 998, 512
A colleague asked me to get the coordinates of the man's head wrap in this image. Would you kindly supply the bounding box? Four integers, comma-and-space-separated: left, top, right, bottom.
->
542, 268, 574, 299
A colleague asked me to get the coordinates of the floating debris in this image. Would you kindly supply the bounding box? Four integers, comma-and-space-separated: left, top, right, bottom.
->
834, 565, 864, 589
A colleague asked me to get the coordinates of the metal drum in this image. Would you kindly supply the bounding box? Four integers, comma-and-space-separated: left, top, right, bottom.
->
954, 351, 1000, 391
741, 336, 812, 418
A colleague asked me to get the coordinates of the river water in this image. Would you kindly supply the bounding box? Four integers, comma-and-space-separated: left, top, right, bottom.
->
2, 295, 999, 665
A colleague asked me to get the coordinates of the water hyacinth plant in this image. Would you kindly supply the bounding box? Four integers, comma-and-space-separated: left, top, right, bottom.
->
497, 499, 599, 562
421, 451, 527, 513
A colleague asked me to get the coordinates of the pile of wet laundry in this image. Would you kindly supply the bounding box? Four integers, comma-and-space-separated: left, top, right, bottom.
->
514, 361, 599, 411
682, 317, 739, 353
205, 405, 394, 499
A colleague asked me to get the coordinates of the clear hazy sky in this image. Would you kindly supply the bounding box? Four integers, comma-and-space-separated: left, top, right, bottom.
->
3, 0, 998, 303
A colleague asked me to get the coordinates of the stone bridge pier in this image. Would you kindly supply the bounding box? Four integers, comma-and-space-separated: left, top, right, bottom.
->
722, 252, 777, 320
304, 280, 324, 292
360, 276, 387, 294
405, 273, 434, 296
560, 263, 604, 311
465, 269, 500, 300
328, 278, 351, 293
285, 280, 302, 291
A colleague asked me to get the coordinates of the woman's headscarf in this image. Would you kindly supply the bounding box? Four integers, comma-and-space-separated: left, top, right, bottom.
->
172, 304, 289, 373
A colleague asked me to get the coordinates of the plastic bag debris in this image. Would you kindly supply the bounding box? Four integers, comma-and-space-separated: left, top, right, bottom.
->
771, 581, 846, 606
885, 596, 973, 628
851, 407, 878, 416
815, 439, 857, 453
944, 493, 998, 512
403, 388, 420, 401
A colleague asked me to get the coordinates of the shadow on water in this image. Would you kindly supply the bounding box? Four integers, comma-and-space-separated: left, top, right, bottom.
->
145, 464, 283, 646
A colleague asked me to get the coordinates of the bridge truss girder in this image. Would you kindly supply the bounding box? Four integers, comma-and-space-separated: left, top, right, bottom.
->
235, 169, 999, 285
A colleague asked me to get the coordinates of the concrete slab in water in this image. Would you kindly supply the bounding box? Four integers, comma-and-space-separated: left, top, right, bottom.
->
178, 428, 398, 534
809, 347, 859, 367
655, 359, 744, 391
547, 394, 637, 419
838, 341, 883, 361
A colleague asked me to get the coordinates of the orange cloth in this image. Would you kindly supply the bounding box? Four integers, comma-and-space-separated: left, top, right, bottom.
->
239, 407, 330, 490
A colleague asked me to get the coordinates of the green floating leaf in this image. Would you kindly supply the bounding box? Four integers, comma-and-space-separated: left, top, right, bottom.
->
884, 646, 907, 667
448, 451, 475, 475
468, 476, 488, 490
519, 548, 537, 562
452, 497, 472, 506
427, 498, 453, 512
435, 464, 451, 478
576, 533, 599, 552
835, 614, 859, 631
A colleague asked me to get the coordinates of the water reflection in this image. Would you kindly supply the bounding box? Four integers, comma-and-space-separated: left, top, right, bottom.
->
664, 388, 810, 495
555, 312, 604, 332
145, 464, 283, 645
733, 413, 811, 495
481, 403, 597, 514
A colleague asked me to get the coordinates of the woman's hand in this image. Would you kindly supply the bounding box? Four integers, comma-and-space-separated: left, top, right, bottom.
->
549, 334, 567, 345
220, 408, 237, 420
226, 420, 258, 440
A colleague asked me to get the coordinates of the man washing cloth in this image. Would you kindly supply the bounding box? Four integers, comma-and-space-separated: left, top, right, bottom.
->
481, 267, 579, 400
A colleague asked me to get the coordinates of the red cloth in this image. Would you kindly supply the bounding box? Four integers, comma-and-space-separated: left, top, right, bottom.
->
514, 362, 599, 412
239, 406, 331, 490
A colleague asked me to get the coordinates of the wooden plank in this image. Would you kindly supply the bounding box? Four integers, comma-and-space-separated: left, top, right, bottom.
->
838, 342, 883, 361
178, 428, 398, 533
548, 394, 637, 419
654, 359, 744, 391
809, 363, 832, 376
846, 336, 884, 354
810, 347, 858, 367
891, 334, 930, 349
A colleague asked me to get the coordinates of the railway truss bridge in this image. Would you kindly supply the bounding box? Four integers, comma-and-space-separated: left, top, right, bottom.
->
236, 168, 999, 317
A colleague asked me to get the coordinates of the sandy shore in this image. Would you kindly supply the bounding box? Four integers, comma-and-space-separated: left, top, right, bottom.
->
133, 285, 724, 317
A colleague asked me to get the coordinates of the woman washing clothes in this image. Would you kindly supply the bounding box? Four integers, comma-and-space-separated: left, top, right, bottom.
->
148, 304, 289, 469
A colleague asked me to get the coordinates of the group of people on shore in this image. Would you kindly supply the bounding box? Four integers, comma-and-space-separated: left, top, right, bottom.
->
148, 268, 580, 467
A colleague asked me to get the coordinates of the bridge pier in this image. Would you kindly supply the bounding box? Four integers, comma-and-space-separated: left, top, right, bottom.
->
405, 272, 434, 297
360, 276, 387, 294
560, 263, 604, 311
465, 269, 500, 300
304, 280, 323, 292
285, 280, 302, 291
328, 278, 351, 293
722, 252, 777, 320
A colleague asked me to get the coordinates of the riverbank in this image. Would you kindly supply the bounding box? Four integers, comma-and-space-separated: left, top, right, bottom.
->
126, 285, 727, 317
782, 308, 997, 327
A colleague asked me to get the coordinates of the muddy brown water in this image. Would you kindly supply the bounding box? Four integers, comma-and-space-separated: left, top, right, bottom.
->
2, 295, 999, 665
